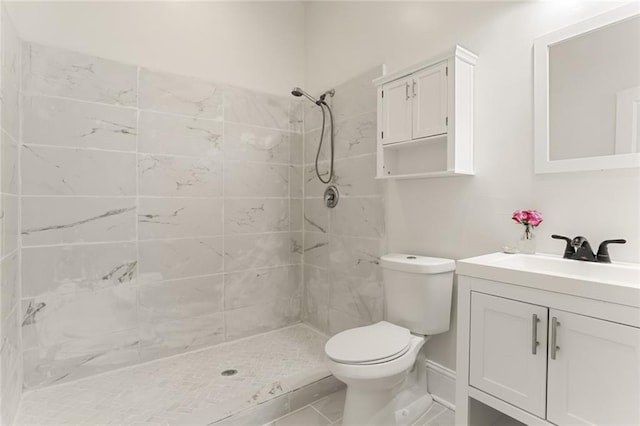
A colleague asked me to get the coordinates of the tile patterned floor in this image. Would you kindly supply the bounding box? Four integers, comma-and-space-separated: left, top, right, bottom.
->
16, 324, 329, 425
266, 389, 455, 426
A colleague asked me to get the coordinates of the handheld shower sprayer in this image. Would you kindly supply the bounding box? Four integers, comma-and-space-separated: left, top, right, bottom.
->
291, 87, 335, 106
291, 87, 319, 104
291, 86, 336, 185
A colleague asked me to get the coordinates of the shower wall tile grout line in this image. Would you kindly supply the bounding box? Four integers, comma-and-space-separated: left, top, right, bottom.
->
134, 65, 142, 367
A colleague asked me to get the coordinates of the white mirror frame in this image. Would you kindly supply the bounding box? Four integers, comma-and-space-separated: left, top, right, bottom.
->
534, 3, 640, 174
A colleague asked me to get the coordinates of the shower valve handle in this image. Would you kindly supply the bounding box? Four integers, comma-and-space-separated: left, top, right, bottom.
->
324, 186, 339, 208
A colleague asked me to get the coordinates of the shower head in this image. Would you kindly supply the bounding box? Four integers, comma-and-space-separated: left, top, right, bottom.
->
291, 87, 319, 104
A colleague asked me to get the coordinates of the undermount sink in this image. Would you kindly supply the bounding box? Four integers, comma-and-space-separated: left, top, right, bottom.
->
457, 252, 640, 308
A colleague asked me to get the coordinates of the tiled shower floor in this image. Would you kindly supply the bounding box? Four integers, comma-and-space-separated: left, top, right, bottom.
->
16, 324, 331, 425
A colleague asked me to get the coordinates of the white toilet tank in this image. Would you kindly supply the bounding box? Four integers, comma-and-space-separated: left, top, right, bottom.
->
380, 253, 455, 336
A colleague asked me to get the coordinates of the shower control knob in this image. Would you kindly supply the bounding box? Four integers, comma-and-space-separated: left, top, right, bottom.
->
324, 185, 339, 208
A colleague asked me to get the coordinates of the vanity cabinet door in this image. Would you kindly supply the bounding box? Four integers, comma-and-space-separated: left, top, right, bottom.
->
547, 310, 640, 426
469, 292, 548, 418
381, 77, 413, 145
412, 62, 448, 140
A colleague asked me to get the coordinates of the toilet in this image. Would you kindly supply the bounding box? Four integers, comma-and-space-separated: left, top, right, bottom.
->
324, 253, 455, 426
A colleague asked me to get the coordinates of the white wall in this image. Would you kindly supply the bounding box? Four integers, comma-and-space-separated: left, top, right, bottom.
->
305, 1, 640, 370
5, 1, 304, 96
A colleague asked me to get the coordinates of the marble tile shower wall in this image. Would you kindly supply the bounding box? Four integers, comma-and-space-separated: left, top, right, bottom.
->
19, 42, 304, 389
301, 66, 386, 335
0, 5, 23, 424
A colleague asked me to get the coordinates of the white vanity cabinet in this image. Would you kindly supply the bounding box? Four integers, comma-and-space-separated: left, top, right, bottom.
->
456, 253, 640, 426
469, 293, 548, 418
468, 291, 640, 425
546, 310, 640, 425
373, 46, 476, 179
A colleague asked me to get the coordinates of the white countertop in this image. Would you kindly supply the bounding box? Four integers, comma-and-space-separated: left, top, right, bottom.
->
456, 252, 640, 309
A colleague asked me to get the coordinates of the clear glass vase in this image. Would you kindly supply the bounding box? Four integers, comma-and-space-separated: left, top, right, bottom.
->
519, 224, 536, 254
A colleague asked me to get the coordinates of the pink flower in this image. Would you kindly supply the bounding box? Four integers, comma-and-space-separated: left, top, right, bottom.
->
512, 210, 528, 224
526, 210, 543, 227
512, 209, 544, 227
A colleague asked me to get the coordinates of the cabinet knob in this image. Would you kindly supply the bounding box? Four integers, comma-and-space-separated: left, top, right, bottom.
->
412, 80, 417, 98
405, 82, 410, 100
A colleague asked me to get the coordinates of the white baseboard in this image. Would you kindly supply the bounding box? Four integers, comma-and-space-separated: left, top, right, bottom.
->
426, 360, 456, 411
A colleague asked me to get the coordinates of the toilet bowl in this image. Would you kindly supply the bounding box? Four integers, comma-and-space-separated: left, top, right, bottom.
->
324, 254, 455, 426
325, 321, 430, 426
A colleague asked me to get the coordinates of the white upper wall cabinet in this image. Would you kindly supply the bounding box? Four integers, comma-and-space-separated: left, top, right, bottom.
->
382, 77, 413, 144
381, 61, 447, 144
374, 45, 477, 179
412, 62, 448, 140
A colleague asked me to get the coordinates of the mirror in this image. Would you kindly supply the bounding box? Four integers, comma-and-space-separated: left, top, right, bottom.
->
534, 4, 640, 173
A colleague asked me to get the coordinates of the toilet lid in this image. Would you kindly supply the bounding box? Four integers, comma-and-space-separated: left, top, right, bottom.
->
325, 321, 411, 364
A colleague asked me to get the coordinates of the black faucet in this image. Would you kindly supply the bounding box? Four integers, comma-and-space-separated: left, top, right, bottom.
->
596, 239, 628, 263
551, 235, 575, 259
552, 235, 626, 263
571, 236, 597, 261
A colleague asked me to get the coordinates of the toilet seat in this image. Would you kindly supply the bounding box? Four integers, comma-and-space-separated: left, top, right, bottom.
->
325, 321, 411, 365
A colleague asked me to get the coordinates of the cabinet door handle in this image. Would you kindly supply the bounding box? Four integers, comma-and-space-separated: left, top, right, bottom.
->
550, 316, 560, 360
412, 80, 417, 98
531, 314, 540, 355
405, 82, 410, 100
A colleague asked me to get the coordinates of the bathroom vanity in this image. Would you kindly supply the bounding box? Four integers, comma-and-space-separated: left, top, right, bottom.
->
455, 252, 640, 425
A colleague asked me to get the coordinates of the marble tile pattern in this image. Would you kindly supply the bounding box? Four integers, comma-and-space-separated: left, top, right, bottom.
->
22, 95, 137, 151
21, 197, 137, 246
21, 145, 137, 196
302, 66, 386, 335
137, 154, 222, 197
15, 324, 334, 425
18, 42, 304, 390
138, 68, 223, 119
0, 6, 24, 425
23, 43, 137, 106
21, 242, 138, 297
137, 111, 223, 158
